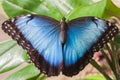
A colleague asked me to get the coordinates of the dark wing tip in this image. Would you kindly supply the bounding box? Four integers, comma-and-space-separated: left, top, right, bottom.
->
62, 50, 93, 77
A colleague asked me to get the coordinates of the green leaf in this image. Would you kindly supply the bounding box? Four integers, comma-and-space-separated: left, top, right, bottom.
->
0, 40, 29, 73
28, 73, 47, 80
2, 0, 48, 18
113, 34, 120, 48
43, 0, 64, 20
2, 0, 74, 20
103, 0, 120, 18
0, 39, 16, 56
114, 34, 120, 44
4, 64, 44, 80
67, 0, 93, 8
67, 0, 107, 20
36, 74, 47, 80
83, 74, 106, 80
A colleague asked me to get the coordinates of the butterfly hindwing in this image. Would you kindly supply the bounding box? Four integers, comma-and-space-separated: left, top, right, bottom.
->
2, 14, 63, 76
62, 17, 118, 76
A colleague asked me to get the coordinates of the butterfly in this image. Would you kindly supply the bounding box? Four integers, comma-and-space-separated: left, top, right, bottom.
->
2, 14, 119, 76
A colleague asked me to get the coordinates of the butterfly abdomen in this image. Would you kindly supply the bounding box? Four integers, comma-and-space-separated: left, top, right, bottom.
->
60, 17, 68, 45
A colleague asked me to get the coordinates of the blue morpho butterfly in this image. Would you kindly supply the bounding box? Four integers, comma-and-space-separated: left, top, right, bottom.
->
2, 14, 119, 76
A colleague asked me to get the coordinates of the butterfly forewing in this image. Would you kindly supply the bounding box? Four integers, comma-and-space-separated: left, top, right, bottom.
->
62, 17, 119, 76
2, 14, 63, 76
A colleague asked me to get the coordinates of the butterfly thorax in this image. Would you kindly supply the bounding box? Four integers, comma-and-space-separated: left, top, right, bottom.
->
60, 17, 68, 45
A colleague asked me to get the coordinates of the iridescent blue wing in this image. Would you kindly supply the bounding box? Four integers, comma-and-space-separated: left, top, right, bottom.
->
2, 14, 62, 76
62, 17, 118, 76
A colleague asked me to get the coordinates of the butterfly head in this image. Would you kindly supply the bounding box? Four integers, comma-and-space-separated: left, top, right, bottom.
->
62, 17, 66, 21
61, 17, 68, 30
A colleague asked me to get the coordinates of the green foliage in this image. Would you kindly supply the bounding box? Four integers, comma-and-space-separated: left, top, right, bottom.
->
0, 39, 16, 56
2, 0, 48, 17
0, 40, 29, 73
103, 0, 120, 18
2, 0, 64, 20
67, 0, 93, 7
67, 0, 106, 20
83, 74, 105, 80
4, 63, 46, 80
1, 0, 120, 80
114, 34, 120, 44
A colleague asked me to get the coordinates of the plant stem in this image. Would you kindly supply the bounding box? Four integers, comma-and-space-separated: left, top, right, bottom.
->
101, 50, 112, 70
106, 43, 119, 79
90, 59, 112, 80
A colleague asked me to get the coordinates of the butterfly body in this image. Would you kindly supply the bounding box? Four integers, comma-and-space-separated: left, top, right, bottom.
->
2, 14, 119, 76
60, 17, 68, 45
